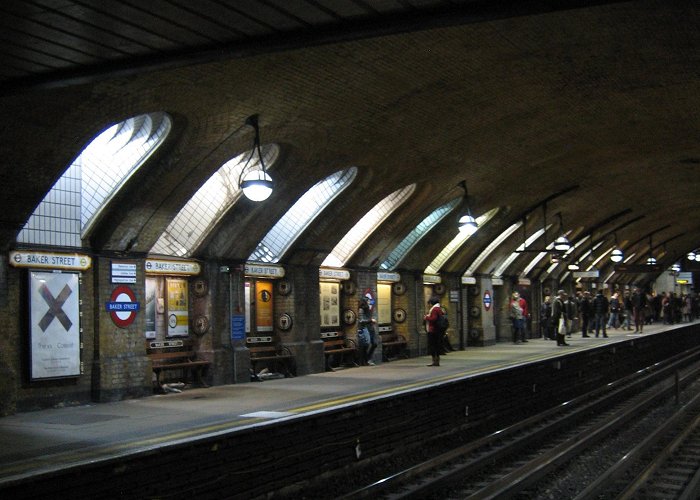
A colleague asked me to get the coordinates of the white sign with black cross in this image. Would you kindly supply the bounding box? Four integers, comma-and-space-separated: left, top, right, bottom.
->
30, 271, 81, 379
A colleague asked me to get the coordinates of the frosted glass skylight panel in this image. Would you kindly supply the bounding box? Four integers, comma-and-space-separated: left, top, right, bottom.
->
493, 226, 549, 277
18, 113, 171, 247
464, 221, 521, 276
151, 145, 279, 257
81, 114, 171, 235
380, 198, 460, 270
322, 184, 416, 268
424, 208, 498, 275
249, 168, 357, 263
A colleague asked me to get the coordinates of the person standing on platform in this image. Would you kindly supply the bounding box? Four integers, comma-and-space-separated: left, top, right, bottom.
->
631, 286, 646, 333
552, 290, 569, 346
579, 291, 593, 338
623, 290, 634, 330
424, 296, 444, 367
592, 289, 609, 338
509, 291, 528, 343
358, 296, 377, 366
540, 295, 553, 340
564, 294, 577, 338
607, 292, 621, 329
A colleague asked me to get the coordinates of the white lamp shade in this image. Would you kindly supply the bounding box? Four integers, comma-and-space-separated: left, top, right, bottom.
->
554, 236, 571, 252
610, 248, 624, 263
241, 170, 273, 201
646, 256, 657, 265
688, 252, 696, 261
458, 214, 478, 235
567, 262, 580, 270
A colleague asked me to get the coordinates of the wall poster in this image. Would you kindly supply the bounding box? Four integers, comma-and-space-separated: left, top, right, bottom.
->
166, 278, 189, 337
30, 271, 81, 379
255, 280, 274, 332
145, 277, 157, 339
319, 282, 340, 328
377, 283, 392, 325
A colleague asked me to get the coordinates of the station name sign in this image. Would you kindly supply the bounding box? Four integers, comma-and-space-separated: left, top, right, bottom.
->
10, 250, 92, 271
377, 271, 400, 283
573, 270, 600, 278
319, 267, 350, 281
145, 259, 201, 275
422, 274, 441, 284
245, 263, 285, 278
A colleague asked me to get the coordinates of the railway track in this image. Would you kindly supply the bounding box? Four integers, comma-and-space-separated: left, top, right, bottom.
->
341, 348, 700, 499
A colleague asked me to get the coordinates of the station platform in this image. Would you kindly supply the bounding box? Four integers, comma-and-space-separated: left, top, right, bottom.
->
0, 324, 672, 485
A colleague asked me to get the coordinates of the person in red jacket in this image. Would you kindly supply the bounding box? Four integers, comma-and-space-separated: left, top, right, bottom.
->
424, 296, 444, 367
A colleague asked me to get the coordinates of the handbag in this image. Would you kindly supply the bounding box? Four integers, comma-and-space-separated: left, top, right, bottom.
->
357, 327, 370, 347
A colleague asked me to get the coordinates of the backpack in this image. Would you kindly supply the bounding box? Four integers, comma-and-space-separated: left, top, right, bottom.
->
436, 309, 449, 333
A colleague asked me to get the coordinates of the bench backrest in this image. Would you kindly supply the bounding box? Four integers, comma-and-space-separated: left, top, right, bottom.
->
148, 350, 195, 360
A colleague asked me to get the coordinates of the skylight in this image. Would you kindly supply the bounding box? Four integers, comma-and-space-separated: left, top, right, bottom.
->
322, 184, 416, 268
151, 144, 279, 257
18, 113, 171, 247
464, 220, 521, 277
424, 208, 498, 275
380, 198, 461, 270
249, 168, 357, 263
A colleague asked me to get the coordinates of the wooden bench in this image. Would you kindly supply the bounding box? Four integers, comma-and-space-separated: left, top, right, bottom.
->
249, 344, 295, 378
322, 332, 357, 371
147, 346, 211, 389
380, 332, 408, 361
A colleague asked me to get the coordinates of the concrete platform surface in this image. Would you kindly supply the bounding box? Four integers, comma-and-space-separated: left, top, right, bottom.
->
0, 324, 669, 482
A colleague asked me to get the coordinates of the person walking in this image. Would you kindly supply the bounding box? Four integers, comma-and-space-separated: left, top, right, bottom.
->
631, 287, 646, 333
552, 290, 569, 346
579, 291, 592, 337
592, 290, 609, 338
424, 296, 444, 367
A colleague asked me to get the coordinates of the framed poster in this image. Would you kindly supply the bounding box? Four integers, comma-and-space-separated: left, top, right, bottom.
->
319, 282, 340, 328
144, 277, 157, 339
377, 283, 392, 325
255, 280, 274, 332
166, 278, 188, 337
29, 271, 80, 379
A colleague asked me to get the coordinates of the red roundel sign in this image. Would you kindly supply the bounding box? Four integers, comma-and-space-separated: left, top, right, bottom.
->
106, 285, 140, 328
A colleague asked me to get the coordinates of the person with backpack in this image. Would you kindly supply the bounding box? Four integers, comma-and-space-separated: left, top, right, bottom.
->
424, 295, 445, 367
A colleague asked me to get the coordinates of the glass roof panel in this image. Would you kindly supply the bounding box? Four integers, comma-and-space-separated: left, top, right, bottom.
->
380, 198, 461, 270
424, 208, 498, 274
18, 113, 171, 247
322, 184, 416, 268
151, 144, 278, 257
249, 168, 357, 263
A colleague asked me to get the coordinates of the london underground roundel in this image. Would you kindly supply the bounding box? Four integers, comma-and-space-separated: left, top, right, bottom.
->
106, 285, 140, 328
483, 290, 492, 311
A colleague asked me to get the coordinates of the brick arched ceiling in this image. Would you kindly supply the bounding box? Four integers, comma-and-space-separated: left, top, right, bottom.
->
0, 0, 698, 282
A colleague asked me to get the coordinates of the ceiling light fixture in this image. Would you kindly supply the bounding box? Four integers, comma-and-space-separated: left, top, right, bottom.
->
553, 213, 571, 252
646, 235, 656, 265
610, 233, 624, 263
239, 114, 273, 202
457, 180, 478, 235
